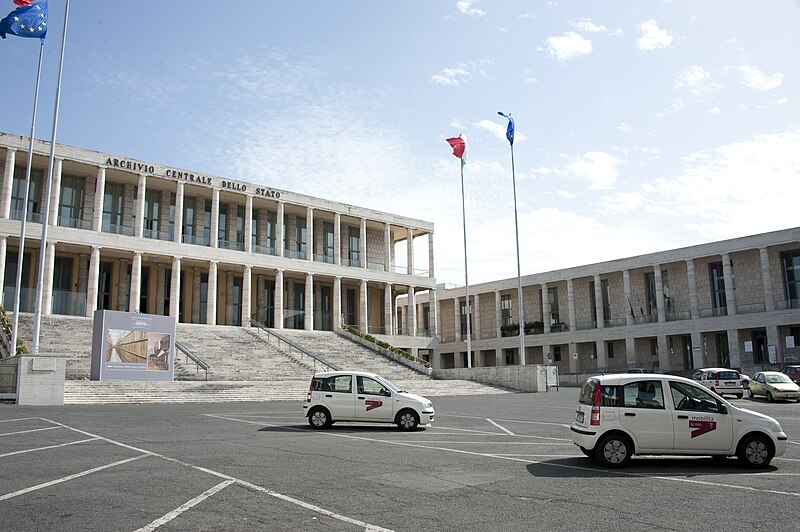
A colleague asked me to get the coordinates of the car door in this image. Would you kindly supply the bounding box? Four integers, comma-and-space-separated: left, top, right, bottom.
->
751, 373, 766, 396
618, 379, 675, 451
355, 375, 394, 422
320, 374, 356, 421
668, 381, 734, 451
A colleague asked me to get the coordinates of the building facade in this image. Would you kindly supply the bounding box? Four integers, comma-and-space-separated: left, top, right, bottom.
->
402, 227, 800, 375
0, 133, 436, 353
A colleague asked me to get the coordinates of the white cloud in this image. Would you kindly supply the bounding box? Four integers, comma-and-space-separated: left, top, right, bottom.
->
707, 107, 720, 114
556, 190, 576, 199
570, 18, 606, 33
674, 66, 721, 96
474, 119, 526, 143
431, 64, 472, 86
545, 32, 593, 61
738, 65, 783, 91
636, 19, 673, 51
566, 151, 623, 189
617, 123, 633, 133
597, 192, 645, 215
456, 0, 485, 16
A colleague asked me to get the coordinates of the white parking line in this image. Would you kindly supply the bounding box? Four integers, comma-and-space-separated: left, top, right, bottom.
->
134, 480, 236, 532
0, 455, 148, 501
41, 417, 393, 532
486, 419, 515, 436
0, 437, 100, 458
0, 417, 40, 423
0, 426, 61, 437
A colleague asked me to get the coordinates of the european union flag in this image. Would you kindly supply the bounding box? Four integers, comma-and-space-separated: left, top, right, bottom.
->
0, 0, 47, 41
498, 111, 515, 146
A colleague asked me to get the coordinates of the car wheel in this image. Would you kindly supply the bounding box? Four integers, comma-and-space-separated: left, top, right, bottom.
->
308, 407, 332, 429
594, 433, 633, 468
767, 392, 775, 403
747, 388, 754, 398
396, 409, 420, 431
737, 434, 774, 468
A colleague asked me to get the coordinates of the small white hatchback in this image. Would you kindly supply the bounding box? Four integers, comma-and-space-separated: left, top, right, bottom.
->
303, 371, 435, 431
570, 373, 787, 468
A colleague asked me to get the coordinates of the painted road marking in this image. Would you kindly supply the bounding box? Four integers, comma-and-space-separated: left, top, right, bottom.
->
0, 437, 99, 458
486, 419, 515, 436
134, 480, 236, 532
0, 426, 61, 437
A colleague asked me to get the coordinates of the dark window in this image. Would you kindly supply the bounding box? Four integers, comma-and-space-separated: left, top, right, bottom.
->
781, 250, 800, 304
623, 380, 665, 409
709, 261, 726, 309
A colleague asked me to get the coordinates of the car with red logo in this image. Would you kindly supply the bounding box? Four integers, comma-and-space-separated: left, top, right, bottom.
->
570, 373, 787, 468
303, 371, 435, 431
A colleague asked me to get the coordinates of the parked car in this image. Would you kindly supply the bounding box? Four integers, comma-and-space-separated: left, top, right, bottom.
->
697, 368, 743, 399
570, 373, 787, 468
748, 371, 800, 402
780, 366, 800, 386
303, 370, 435, 431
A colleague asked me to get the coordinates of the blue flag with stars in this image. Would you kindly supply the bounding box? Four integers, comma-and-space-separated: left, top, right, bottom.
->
0, 0, 48, 41
498, 111, 515, 146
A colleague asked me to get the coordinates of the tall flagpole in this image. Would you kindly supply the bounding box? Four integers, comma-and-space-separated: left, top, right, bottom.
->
499, 112, 525, 365
32, 0, 70, 356
10, 41, 46, 358
459, 157, 472, 368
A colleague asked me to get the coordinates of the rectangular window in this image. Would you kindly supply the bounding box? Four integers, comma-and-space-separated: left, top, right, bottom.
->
296, 216, 307, 257
781, 250, 800, 305
548, 287, 560, 325
348, 227, 360, 267
266, 211, 277, 251
460, 300, 472, 336
10, 166, 42, 221
236, 205, 245, 246
144, 189, 160, 237
218, 203, 228, 244
323, 222, 334, 263
58, 174, 86, 228
250, 210, 258, 248
601, 279, 610, 323
501, 294, 512, 326
102, 182, 125, 233
645, 272, 657, 316
553, 345, 561, 362
607, 341, 615, 359
168, 193, 176, 241
709, 261, 726, 310
183, 196, 195, 243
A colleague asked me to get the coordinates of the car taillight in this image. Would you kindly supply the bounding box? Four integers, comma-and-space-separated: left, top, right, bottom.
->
591, 384, 602, 426
307, 378, 315, 402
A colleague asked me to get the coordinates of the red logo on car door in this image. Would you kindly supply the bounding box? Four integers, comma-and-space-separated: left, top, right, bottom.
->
365, 399, 383, 412
689, 416, 717, 438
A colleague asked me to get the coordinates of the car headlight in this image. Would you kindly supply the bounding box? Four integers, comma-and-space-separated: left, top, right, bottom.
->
424, 401, 433, 409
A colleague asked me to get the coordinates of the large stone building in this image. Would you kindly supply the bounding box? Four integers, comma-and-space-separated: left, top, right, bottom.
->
411, 227, 800, 376
0, 133, 436, 355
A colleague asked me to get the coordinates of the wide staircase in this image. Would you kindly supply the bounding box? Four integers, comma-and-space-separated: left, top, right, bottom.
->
11, 314, 510, 404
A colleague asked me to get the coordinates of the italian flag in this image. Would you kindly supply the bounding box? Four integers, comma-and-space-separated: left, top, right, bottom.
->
446, 135, 467, 168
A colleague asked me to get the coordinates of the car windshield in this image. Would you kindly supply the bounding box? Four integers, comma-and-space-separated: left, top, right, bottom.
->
717, 371, 739, 380
766, 374, 792, 384
376, 376, 402, 393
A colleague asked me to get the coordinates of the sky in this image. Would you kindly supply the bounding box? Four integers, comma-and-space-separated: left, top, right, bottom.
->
1, 0, 799, 286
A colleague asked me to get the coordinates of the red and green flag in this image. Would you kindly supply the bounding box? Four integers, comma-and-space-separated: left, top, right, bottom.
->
446, 135, 467, 168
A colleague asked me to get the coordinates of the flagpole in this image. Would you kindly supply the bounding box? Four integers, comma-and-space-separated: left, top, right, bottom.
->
32, 0, 69, 356
509, 141, 526, 365
10, 40, 45, 358
459, 159, 472, 368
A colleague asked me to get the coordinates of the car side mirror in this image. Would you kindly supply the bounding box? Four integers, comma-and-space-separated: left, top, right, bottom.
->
718, 403, 728, 415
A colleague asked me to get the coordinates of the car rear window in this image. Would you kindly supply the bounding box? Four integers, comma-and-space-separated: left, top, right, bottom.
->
717, 371, 739, 380
578, 379, 598, 405
578, 379, 618, 406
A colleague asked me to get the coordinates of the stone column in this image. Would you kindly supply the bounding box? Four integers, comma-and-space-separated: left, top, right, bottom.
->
42, 241, 56, 315
117, 259, 129, 311
333, 212, 341, 266
596, 339, 607, 370
687, 259, 699, 319
225, 274, 234, 325
657, 335, 669, 371
542, 283, 551, 333
240, 195, 251, 252
567, 278, 577, 331
759, 247, 775, 312
432, 290, 439, 338
93, 167, 106, 232
408, 287, 417, 337
1, 148, 14, 218
304, 273, 313, 330
428, 233, 434, 278
625, 337, 636, 367
130, 252, 142, 312
494, 290, 502, 339
174, 182, 184, 243
210, 188, 219, 248
155, 264, 165, 315
455, 296, 462, 342
722, 252, 736, 316
86, 246, 100, 317
691, 331, 704, 368
474, 293, 482, 340
207, 261, 217, 325
333, 276, 342, 330
623, 270, 634, 326
135, 173, 146, 237
48, 159, 62, 226
594, 274, 605, 328
384, 223, 392, 272
306, 207, 313, 261
169, 257, 181, 320
276, 202, 284, 257
191, 267, 201, 323
654, 266, 666, 322
242, 265, 251, 327
384, 283, 393, 335
359, 279, 368, 331
568, 342, 578, 373
274, 269, 284, 329
359, 217, 367, 268
728, 329, 742, 368
406, 227, 413, 274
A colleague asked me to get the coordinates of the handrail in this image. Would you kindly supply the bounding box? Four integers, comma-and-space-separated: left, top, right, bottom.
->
175, 341, 209, 380
248, 319, 340, 372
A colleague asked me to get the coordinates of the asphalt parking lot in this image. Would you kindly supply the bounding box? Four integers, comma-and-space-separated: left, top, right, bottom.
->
2, 389, 800, 531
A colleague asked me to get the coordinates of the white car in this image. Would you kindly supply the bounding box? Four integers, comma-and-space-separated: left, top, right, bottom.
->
570, 373, 787, 468
303, 370, 435, 431
697, 367, 744, 399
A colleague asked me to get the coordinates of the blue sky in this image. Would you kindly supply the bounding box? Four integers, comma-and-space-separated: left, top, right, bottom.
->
2, 0, 799, 285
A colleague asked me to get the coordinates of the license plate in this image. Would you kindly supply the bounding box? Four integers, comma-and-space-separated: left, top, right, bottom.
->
576, 411, 585, 423
725, 381, 735, 386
